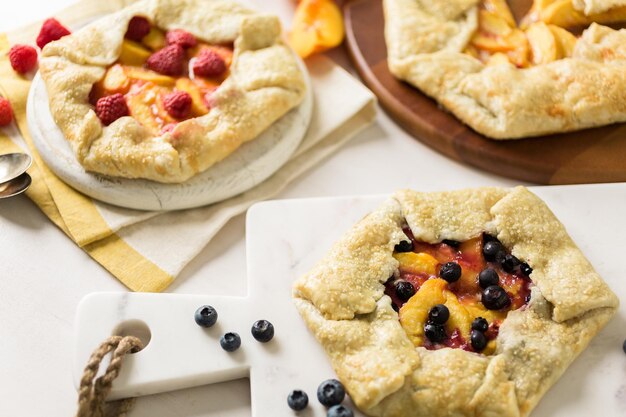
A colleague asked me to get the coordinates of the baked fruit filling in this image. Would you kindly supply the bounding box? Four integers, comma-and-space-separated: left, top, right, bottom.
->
465, 0, 626, 67
89, 16, 233, 133
385, 227, 533, 355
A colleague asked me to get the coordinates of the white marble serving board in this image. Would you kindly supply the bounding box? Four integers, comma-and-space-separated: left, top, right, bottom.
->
27, 58, 313, 211
75, 184, 626, 416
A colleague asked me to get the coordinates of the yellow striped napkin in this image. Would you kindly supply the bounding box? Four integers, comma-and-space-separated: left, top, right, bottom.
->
0, 0, 376, 291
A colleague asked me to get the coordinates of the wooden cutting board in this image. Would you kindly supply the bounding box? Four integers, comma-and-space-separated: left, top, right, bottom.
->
343, 0, 626, 185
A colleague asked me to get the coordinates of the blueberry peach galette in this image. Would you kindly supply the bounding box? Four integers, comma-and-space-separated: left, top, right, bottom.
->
293, 187, 618, 417
38, 0, 306, 183
383, 0, 626, 139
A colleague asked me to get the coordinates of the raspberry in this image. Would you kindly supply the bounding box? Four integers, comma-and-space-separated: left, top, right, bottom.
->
165, 29, 197, 49
95, 94, 129, 126
163, 91, 192, 119
146, 44, 186, 76
192, 49, 226, 78
0, 97, 14, 126
36, 18, 71, 49
125, 16, 151, 42
9, 45, 38, 74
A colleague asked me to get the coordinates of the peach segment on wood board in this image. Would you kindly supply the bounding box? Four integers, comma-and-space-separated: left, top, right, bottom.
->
289, 0, 345, 58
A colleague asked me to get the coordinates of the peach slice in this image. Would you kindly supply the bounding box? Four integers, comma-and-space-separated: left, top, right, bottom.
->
479, 9, 514, 36
504, 29, 530, 67
521, 0, 559, 27
526, 21, 559, 64
393, 252, 439, 276
118, 40, 152, 66
482, 0, 516, 27
101, 64, 130, 95
548, 24, 577, 57
289, 0, 345, 58
126, 83, 161, 134
399, 278, 447, 346
539, 0, 626, 27
142, 28, 166, 51
125, 67, 176, 87
175, 78, 209, 116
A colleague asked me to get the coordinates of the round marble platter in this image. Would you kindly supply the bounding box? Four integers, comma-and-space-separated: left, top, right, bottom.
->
27, 61, 313, 211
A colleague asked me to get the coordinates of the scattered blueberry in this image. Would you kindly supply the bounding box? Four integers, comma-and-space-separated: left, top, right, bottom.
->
439, 262, 462, 283
194, 305, 218, 328
471, 317, 489, 333
501, 254, 521, 273
317, 379, 346, 407
482, 241, 504, 262
251, 319, 274, 343
220, 332, 241, 352
394, 240, 413, 253
442, 239, 460, 248
428, 304, 450, 324
482, 285, 511, 310
520, 262, 533, 276
470, 329, 487, 352
623, 339, 626, 354
288, 390, 309, 411
327, 405, 354, 417
424, 322, 447, 343
478, 268, 499, 288
395, 281, 416, 302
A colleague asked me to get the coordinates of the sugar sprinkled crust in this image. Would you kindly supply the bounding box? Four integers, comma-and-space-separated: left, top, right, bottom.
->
383, 0, 626, 139
39, 0, 306, 183
293, 186, 618, 416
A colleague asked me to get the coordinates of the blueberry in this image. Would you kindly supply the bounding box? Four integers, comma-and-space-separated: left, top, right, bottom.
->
623, 339, 626, 354
327, 405, 354, 417
439, 262, 462, 283
442, 239, 460, 248
501, 254, 521, 273
424, 322, 447, 343
482, 285, 511, 310
478, 268, 499, 289
521, 262, 533, 276
395, 281, 416, 302
251, 319, 274, 343
220, 332, 241, 352
394, 240, 413, 253
428, 304, 450, 324
317, 379, 346, 407
470, 329, 487, 352
194, 305, 218, 328
482, 241, 504, 262
287, 390, 309, 411
471, 317, 489, 333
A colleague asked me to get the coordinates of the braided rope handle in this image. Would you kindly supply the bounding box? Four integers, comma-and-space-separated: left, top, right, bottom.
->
75, 335, 143, 417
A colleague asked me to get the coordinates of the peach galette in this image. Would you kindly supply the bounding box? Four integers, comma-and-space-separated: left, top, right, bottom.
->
293, 187, 618, 417
39, 0, 306, 183
384, 0, 626, 139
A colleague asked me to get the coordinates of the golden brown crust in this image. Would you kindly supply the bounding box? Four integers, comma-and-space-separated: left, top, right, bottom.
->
383, 0, 626, 139
39, 0, 306, 183
293, 186, 618, 416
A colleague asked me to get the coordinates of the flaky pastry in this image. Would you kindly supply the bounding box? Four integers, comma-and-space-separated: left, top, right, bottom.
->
293, 187, 618, 416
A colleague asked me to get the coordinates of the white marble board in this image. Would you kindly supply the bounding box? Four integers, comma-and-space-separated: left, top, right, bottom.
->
75, 184, 626, 416
27, 58, 313, 211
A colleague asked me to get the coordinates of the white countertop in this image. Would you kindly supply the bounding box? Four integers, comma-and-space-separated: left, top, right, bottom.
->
0, 1, 527, 416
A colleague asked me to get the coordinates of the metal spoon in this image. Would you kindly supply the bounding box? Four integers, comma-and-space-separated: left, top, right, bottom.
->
0, 172, 31, 199
0, 153, 32, 184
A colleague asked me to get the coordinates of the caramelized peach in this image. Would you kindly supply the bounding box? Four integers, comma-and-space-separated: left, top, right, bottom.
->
289, 0, 345, 58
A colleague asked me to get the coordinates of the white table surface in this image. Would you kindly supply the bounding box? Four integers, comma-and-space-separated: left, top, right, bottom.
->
0, 1, 542, 415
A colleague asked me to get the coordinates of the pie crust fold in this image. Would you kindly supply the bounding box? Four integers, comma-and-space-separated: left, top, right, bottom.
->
293, 186, 619, 416
383, 0, 626, 139
39, 0, 306, 183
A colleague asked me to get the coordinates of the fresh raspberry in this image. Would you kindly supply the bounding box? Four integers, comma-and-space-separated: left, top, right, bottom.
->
163, 91, 192, 119
95, 94, 129, 126
125, 16, 151, 42
165, 29, 197, 49
146, 44, 186, 76
0, 97, 14, 126
192, 49, 226, 78
36, 18, 71, 49
8, 45, 38, 74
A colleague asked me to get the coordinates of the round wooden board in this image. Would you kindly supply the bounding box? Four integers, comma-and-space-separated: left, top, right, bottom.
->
343, 0, 626, 184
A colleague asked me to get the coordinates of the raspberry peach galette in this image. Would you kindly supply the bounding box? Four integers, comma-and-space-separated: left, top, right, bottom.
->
39, 0, 306, 183
293, 187, 618, 417
384, 0, 626, 139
